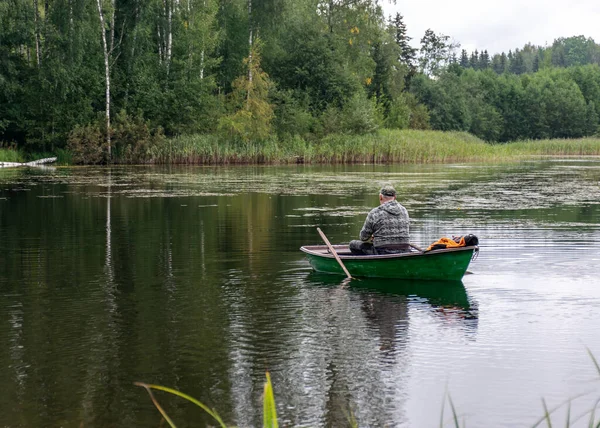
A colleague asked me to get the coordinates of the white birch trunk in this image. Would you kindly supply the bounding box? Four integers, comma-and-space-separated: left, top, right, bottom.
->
96, 0, 112, 159
247, 0, 253, 107
157, 24, 163, 64
69, 0, 74, 57
199, 0, 206, 79
109, 0, 115, 54
200, 50, 204, 79
166, 0, 173, 74
248, 0, 253, 82
69, 0, 73, 28
33, 0, 41, 67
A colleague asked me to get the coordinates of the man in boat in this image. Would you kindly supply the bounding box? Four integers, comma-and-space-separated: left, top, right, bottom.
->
349, 185, 410, 255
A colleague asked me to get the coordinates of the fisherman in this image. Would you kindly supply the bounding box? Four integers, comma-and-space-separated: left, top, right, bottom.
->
349, 184, 410, 255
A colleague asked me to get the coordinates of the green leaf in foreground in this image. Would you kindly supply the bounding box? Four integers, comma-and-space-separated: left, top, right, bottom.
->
134, 382, 227, 428
263, 372, 279, 428
542, 398, 553, 428
447, 394, 460, 428
587, 347, 600, 377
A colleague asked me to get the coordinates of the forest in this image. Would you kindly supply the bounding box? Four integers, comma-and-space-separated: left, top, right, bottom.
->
2, 0, 600, 163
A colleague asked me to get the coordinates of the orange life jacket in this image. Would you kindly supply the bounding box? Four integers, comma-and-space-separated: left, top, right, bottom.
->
426, 236, 466, 252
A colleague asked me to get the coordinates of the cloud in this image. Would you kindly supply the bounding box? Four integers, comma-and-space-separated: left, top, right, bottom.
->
383, 0, 600, 55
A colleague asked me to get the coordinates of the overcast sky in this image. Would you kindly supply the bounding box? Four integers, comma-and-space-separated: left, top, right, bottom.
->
382, 0, 600, 55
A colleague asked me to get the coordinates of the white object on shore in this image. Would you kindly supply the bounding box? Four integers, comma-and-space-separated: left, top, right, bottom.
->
0, 157, 57, 168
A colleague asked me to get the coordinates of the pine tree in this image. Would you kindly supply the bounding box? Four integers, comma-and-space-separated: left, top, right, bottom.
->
469, 50, 479, 70
459, 49, 469, 68
479, 50, 490, 69
510, 50, 526, 74
218, 44, 274, 143
500, 52, 508, 73
391, 13, 417, 68
532, 55, 540, 72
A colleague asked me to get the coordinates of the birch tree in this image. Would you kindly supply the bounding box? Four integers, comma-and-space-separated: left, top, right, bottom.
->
95, 0, 117, 158
156, 0, 174, 73
33, 0, 41, 66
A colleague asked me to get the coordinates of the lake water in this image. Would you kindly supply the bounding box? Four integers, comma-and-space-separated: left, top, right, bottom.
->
1, 160, 600, 427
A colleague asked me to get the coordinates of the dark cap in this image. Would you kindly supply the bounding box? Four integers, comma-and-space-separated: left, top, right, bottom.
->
380, 184, 396, 197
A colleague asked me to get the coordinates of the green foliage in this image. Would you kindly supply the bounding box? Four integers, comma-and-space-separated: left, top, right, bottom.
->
0, 147, 25, 163
409, 103, 431, 130
272, 25, 362, 112
3, 0, 600, 156
385, 95, 411, 129
218, 45, 274, 143
391, 13, 417, 69
419, 29, 458, 77
66, 112, 166, 164
411, 73, 470, 131
340, 91, 383, 134
315, 90, 382, 135
409, 65, 600, 142
111, 111, 166, 163
66, 122, 106, 165
271, 89, 315, 139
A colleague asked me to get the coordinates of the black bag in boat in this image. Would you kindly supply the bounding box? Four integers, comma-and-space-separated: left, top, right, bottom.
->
462, 234, 479, 246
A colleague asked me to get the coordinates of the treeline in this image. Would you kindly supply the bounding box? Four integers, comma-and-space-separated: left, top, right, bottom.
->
1, 0, 600, 163
412, 66, 600, 142
457, 36, 600, 75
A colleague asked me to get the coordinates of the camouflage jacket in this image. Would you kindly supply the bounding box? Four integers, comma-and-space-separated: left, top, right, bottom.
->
359, 200, 410, 247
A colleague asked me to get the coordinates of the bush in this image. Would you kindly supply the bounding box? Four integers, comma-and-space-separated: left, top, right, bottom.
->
272, 90, 315, 140
66, 123, 105, 165
340, 92, 382, 134
385, 95, 411, 129
66, 112, 166, 164
112, 111, 165, 164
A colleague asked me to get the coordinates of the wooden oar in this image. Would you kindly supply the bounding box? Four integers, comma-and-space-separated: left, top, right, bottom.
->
317, 228, 353, 280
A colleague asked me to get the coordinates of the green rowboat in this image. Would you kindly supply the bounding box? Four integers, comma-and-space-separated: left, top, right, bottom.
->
300, 245, 477, 281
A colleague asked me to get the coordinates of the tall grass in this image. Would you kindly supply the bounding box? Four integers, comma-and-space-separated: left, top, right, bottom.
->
136, 372, 278, 428
144, 130, 600, 165
0, 148, 25, 163
136, 350, 600, 428
8, 130, 600, 165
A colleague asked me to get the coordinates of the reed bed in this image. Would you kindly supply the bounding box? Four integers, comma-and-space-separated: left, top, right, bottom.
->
145, 131, 600, 165
0, 148, 25, 163
6, 131, 600, 165
502, 137, 600, 156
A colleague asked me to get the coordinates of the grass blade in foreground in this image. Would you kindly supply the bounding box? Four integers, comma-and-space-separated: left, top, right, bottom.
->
542, 398, 553, 428
263, 372, 278, 428
587, 347, 600, 377
135, 383, 177, 428
448, 395, 461, 428
134, 382, 227, 428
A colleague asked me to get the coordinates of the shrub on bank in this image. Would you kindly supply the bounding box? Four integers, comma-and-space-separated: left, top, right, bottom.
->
66, 113, 166, 164
66, 123, 105, 165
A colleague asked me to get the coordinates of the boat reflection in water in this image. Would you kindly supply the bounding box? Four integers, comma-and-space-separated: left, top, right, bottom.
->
291, 273, 479, 427
307, 272, 478, 333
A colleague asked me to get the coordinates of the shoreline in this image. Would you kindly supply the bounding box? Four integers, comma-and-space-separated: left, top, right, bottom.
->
3, 130, 600, 166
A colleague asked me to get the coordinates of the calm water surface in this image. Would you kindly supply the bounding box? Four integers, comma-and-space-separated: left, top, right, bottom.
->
1, 160, 600, 427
